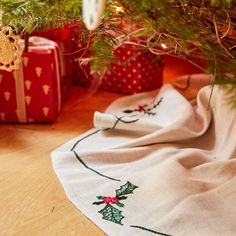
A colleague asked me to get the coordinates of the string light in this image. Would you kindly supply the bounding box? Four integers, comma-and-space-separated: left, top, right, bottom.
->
113, 1, 125, 14
115, 6, 124, 14
161, 43, 167, 49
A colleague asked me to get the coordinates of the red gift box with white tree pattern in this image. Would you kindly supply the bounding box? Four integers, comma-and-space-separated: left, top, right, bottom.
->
0, 37, 62, 123
31, 25, 73, 98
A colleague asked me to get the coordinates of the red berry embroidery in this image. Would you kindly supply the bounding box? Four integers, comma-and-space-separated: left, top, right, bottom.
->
135, 105, 148, 112
111, 197, 118, 204
103, 196, 119, 204
123, 97, 163, 116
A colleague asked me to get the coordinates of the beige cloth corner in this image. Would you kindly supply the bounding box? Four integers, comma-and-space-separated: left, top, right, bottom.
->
52, 74, 236, 236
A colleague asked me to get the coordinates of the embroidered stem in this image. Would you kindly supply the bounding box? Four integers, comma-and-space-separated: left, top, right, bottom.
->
130, 225, 173, 236
70, 117, 139, 181
70, 128, 109, 151
112, 115, 140, 127
154, 97, 163, 108
71, 116, 139, 151
73, 151, 121, 182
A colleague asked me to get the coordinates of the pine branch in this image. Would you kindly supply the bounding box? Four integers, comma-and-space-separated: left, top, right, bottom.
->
1, 0, 236, 88
0, 0, 82, 33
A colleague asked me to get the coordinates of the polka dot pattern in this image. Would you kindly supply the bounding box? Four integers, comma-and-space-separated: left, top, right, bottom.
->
100, 44, 163, 94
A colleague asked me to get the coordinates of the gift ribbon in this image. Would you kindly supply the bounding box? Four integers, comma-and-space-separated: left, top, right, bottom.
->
15, 37, 62, 122
13, 61, 27, 123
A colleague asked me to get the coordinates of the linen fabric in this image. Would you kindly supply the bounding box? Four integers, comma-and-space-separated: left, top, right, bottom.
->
52, 74, 236, 236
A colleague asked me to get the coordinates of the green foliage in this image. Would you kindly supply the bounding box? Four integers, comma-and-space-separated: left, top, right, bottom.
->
211, 0, 233, 6
1, 0, 236, 98
0, 0, 82, 33
90, 34, 118, 74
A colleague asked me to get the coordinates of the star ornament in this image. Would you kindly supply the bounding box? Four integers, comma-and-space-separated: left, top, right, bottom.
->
0, 26, 22, 72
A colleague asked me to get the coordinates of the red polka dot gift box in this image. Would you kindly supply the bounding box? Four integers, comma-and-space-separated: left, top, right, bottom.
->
0, 37, 63, 123
73, 43, 163, 94
100, 44, 163, 94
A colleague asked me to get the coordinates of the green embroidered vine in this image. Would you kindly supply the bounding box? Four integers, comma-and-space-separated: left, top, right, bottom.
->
130, 225, 173, 236
93, 181, 138, 225
71, 116, 139, 151
70, 116, 139, 182
73, 151, 121, 182
70, 128, 108, 151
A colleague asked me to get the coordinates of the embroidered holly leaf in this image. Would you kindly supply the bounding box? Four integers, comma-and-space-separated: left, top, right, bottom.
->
96, 195, 105, 200
123, 110, 134, 113
123, 109, 134, 114
93, 201, 103, 205
115, 201, 124, 207
98, 204, 124, 225
117, 196, 127, 200
146, 112, 156, 116
116, 181, 138, 197
93, 196, 106, 205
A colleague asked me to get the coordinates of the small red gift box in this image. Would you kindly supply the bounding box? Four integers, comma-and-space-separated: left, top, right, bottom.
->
0, 37, 62, 123
100, 44, 163, 94
72, 42, 163, 94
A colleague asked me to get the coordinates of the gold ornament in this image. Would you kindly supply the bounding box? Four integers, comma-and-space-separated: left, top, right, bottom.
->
0, 26, 22, 72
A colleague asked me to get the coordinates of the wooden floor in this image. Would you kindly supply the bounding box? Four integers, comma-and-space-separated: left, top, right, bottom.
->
0, 57, 200, 235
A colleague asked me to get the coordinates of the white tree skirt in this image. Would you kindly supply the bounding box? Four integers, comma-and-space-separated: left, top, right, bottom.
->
52, 74, 236, 236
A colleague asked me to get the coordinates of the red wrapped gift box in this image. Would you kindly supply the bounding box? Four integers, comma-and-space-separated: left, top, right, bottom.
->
31, 25, 73, 96
100, 44, 163, 94
0, 37, 62, 123
72, 42, 163, 94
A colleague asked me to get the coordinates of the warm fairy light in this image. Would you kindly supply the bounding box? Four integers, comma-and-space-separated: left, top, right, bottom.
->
115, 6, 124, 13
113, 1, 125, 14
161, 43, 167, 49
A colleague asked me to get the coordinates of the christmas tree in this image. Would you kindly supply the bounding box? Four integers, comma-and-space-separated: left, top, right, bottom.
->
0, 0, 236, 104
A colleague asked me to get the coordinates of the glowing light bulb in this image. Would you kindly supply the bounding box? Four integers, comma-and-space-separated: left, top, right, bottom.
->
115, 6, 124, 13
161, 43, 167, 49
